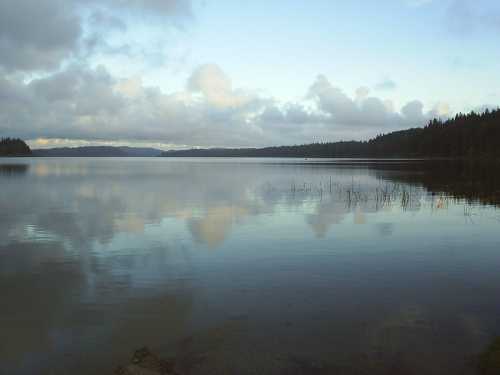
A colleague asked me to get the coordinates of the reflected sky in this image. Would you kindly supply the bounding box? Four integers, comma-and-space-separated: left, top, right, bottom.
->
1, 158, 500, 375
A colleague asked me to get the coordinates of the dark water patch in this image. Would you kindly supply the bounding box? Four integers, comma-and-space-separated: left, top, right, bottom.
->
0, 163, 29, 176
478, 337, 500, 375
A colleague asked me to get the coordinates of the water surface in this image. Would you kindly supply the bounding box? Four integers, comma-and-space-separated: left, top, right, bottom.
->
1, 157, 499, 374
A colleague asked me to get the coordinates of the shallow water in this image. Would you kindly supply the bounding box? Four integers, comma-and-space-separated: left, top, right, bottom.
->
1, 157, 499, 374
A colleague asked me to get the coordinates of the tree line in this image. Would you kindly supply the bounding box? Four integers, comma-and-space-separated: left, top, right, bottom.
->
0, 138, 32, 156
161, 109, 500, 159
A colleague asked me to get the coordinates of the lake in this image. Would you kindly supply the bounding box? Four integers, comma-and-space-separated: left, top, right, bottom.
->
1, 157, 500, 375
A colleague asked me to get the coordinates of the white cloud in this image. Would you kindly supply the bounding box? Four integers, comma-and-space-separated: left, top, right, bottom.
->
187, 64, 259, 109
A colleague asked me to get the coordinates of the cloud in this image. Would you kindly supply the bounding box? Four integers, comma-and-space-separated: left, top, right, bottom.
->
0, 0, 459, 148
187, 64, 259, 109
0, 64, 450, 148
306, 75, 436, 130
0, 0, 192, 73
0, 0, 81, 72
446, 0, 476, 35
95, 0, 192, 17
0, 64, 266, 147
374, 79, 397, 91
447, 0, 500, 36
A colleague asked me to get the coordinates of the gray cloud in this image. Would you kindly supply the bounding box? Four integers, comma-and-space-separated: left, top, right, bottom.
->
401, 100, 425, 123
0, 65, 449, 148
0, 0, 81, 72
305, 75, 438, 131
98, 0, 192, 17
0, 0, 192, 73
0, 64, 267, 146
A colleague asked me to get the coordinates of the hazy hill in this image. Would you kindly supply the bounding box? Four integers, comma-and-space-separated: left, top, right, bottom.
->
33, 146, 162, 157
162, 109, 500, 159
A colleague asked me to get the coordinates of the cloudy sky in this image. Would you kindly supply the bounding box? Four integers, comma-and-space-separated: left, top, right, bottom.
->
0, 0, 499, 149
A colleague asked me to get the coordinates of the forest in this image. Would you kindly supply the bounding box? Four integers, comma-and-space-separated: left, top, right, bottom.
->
3, 109, 500, 159
0, 138, 32, 156
161, 109, 500, 159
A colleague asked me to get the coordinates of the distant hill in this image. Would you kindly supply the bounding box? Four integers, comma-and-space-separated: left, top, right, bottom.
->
0, 138, 32, 156
162, 109, 500, 159
33, 146, 162, 157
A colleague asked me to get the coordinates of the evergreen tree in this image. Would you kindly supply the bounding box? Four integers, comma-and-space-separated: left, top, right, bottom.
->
162, 109, 500, 159
0, 138, 32, 156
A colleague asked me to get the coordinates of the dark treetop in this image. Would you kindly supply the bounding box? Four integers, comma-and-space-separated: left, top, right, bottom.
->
0, 138, 31, 156
161, 109, 500, 159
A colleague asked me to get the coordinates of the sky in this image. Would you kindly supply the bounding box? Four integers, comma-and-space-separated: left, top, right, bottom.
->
0, 0, 499, 149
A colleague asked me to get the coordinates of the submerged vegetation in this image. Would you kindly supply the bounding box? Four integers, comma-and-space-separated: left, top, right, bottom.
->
115, 347, 177, 375
267, 159, 500, 211
478, 337, 500, 375
0, 138, 31, 156
287, 178, 421, 211
162, 109, 500, 159
374, 160, 500, 207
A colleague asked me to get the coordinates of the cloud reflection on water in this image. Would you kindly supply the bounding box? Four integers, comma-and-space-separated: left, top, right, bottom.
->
1, 158, 500, 374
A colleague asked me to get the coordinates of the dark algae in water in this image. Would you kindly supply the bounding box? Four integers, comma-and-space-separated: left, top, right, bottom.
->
479, 338, 500, 375
115, 347, 178, 375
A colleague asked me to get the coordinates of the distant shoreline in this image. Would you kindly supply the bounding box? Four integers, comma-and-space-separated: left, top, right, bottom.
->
2, 155, 499, 165
161, 110, 500, 159
3, 109, 500, 159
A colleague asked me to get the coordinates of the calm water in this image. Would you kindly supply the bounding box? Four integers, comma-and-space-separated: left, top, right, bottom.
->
1, 157, 500, 375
